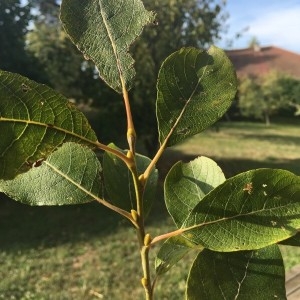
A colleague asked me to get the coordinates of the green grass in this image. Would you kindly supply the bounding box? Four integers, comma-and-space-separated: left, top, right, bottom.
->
161, 121, 300, 177
0, 199, 188, 299
1, 121, 300, 299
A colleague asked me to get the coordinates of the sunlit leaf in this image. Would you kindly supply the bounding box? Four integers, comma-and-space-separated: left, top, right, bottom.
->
279, 231, 300, 246
156, 46, 237, 146
103, 144, 158, 215
186, 245, 286, 300
60, 0, 155, 92
182, 169, 300, 251
155, 157, 224, 275
0, 143, 102, 206
0, 70, 97, 180
165, 156, 225, 227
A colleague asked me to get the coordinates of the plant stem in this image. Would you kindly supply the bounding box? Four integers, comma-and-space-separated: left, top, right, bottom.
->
119, 79, 154, 299
130, 165, 154, 299
142, 109, 178, 181
140, 242, 153, 300
143, 137, 168, 181
129, 141, 154, 299
94, 141, 131, 164
94, 197, 137, 226
121, 78, 136, 154
144, 80, 197, 181
150, 228, 185, 245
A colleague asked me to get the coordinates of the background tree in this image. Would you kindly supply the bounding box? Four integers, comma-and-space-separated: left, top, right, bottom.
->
248, 36, 260, 49
1, 0, 228, 151
27, 0, 102, 100
27, 0, 124, 142
131, 0, 228, 154
238, 71, 292, 125
279, 76, 300, 117
0, 0, 46, 81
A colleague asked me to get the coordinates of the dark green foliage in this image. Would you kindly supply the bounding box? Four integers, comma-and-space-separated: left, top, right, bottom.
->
0, 143, 102, 205
103, 144, 158, 216
156, 46, 237, 146
238, 72, 300, 125
0, 70, 97, 179
0, 0, 47, 81
186, 246, 286, 300
0, 1, 298, 299
130, 0, 228, 154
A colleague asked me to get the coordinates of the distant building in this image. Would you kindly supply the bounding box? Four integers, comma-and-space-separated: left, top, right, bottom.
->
226, 46, 300, 80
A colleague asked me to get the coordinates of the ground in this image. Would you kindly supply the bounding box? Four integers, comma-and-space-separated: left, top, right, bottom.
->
1, 121, 300, 299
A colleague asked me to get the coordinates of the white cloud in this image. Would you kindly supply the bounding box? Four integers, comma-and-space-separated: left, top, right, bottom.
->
248, 7, 300, 53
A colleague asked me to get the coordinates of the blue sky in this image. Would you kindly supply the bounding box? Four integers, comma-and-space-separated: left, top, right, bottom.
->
217, 0, 300, 53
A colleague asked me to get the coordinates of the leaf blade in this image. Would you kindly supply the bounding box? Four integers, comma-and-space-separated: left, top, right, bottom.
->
0, 143, 102, 206
156, 46, 237, 146
279, 231, 300, 246
165, 156, 225, 228
186, 245, 286, 300
155, 235, 201, 276
60, 0, 155, 92
103, 144, 158, 215
0, 71, 97, 179
182, 169, 300, 251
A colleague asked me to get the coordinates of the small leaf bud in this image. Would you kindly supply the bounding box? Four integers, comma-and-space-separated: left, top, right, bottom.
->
139, 174, 146, 186
131, 209, 139, 222
127, 150, 134, 159
141, 277, 148, 288
144, 233, 152, 246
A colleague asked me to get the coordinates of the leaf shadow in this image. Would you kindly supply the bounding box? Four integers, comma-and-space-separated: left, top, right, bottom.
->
157, 148, 300, 179
1, 147, 299, 251
201, 247, 285, 281
0, 193, 125, 251
150, 148, 300, 234
239, 133, 300, 147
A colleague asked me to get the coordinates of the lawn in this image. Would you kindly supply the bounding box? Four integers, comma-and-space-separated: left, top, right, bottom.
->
160, 121, 300, 177
1, 121, 300, 299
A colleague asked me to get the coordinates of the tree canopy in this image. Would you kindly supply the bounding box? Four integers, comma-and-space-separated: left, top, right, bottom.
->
131, 0, 228, 153
238, 71, 300, 125
1, 0, 228, 151
0, 0, 46, 81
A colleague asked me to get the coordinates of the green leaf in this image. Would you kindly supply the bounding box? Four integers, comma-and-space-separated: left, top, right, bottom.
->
60, 0, 155, 93
0, 143, 102, 206
156, 46, 237, 146
186, 245, 286, 300
103, 144, 158, 215
279, 231, 300, 246
155, 235, 201, 276
182, 169, 300, 251
165, 156, 225, 228
0, 70, 97, 180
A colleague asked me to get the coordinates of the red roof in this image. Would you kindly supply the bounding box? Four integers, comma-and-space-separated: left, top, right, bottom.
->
226, 46, 300, 79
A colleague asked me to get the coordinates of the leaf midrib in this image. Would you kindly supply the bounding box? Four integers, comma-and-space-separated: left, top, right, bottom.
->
0, 117, 97, 145
183, 200, 299, 232
163, 52, 210, 142
44, 155, 132, 220
233, 253, 252, 300
44, 159, 97, 200
98, 0, 124, 87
